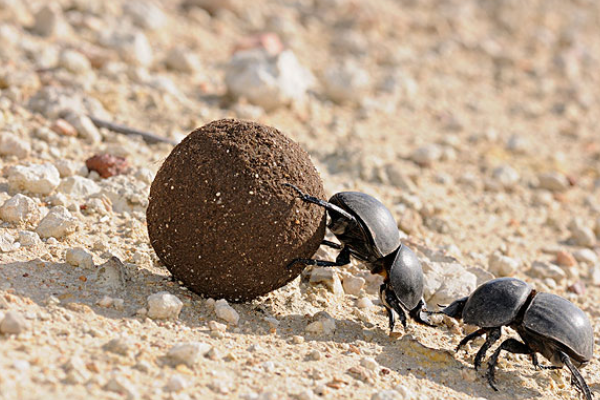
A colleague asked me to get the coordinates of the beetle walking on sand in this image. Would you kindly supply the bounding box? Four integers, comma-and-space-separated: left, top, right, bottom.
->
283, 183, 432, 332
438, 277, 594, 400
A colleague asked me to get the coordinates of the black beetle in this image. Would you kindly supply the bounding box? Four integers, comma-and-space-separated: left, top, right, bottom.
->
439, 277, 593, 399
284, 183, 432, 332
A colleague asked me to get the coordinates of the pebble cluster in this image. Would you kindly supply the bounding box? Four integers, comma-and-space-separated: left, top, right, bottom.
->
0, 0, 599, 400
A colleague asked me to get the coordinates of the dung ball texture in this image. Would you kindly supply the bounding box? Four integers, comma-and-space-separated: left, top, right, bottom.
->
147, 119, 326, 301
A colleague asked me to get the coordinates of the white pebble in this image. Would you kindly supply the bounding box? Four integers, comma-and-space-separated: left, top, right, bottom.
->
32, 4, 70, 37
58, 176, 101, 198
371, 390, 402, 400
66, 247, 94, 269
64, 113, 102, 144
573, 249, 598, 265
59, 49, 91, 74
7, 163, 60, 195
105, 375, 139, 400
167, 342, 212, 367
322, 60, 371, 104
215, 299, 239, 325
225, 49, 314, 111
411, 144, 443, 166
36, 206, 80, 239
124, 1, 166, 30
360, 357, 379, 371
570, 225, 596, 247
165, 375, 188, 392
0, 311, 27, 334
491, 165, 520, 190
166, 47, 201, 73
97, 296, 113, 308
17, 231, 42, 247
538, 172, 570, 192
0, 132, 31, 158
147, 292, 183, 320
342, 275, 365, 296
0, 194, 42, 224
357, 297, 373, 308
488, 253, 520, 277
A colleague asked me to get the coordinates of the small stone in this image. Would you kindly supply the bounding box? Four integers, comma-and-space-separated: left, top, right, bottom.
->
208, 320, 227, 332
17, 231, 42, 247
491, 165, 520, 190
0, 132, 31, 158
105, 375, 139, 400
166, 47, 201, 73
54, 160, 87, 178
165, 375, 188, 392
147, 292, 183, 320
103, 337, 132, 356
0, 232, 18, 253
398, 209, 422, 234
0, 194, 42, 224
322, 60, 371, 104
66, 247, 94, 269
95, 257, 127, 289
573, 249, 598, 265
567, 281, 586, 296
225, 49, 314, 111
529, 261, 566, 283
7, 163, 60, 195
360, 357, 379, 371
97, 296, 113, 308
0, 311, 27, 334
167, 342, 212, 367
357, 297, 373, 308
36, 206, 79, 239
310, 268, 344, 296
124, 1, 166, 30
86, 154, 129, 178
215, 299, 239, 325
371, 390, 402, 400
51, 119, 78, 137
307, 349, 321, 361
57, 176, 101, 198
393, 384, 415, 399
570, 225, 596, 247
411, 144, 443, 167
106, 31, 153, 67
555, 250, 577, 267
532, 190, 554, 206
506, 134, 529, 154
291, 335, 304, 345
488, 253, 520, 277
32, 4, 70, 37
59, 50, 91, 74
63, 356, 91, 384
342, 275, 365, 296
64, 113, 102, 144
306, 312, 336, 336
538, 172, 570, 192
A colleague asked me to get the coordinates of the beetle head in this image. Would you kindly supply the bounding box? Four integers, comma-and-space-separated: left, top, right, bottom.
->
440, 296, 468, 320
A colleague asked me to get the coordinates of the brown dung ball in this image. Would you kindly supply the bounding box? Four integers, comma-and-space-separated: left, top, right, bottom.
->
147, 119, 326, 302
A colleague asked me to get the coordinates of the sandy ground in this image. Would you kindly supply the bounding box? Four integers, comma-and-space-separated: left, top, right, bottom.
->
1, 0, 600, 399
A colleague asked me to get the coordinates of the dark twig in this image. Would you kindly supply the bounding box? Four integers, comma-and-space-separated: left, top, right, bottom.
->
88, 115, 178, 145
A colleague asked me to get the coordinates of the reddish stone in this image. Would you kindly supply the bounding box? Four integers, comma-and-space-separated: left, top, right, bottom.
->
556, 250, 577, 267
51, 119, 77, 137
233, 32, 284, 56
85, 154, 129, 178
567, 281, 586, 296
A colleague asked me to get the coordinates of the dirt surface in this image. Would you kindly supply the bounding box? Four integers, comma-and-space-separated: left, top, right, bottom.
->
0, 1, 600, 400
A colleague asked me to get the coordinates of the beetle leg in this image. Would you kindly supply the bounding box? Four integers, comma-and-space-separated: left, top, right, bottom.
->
486, 338, 532, 391
321, 240, 342, 249
285, 247, 351, 269
530, 353, 561, 370
380, 283, 407, 331
559, 351, 592, 400
473, 327, 501, 370
455, 328, 486, 353
283, 183, 357, 222
408, 299, 436, 327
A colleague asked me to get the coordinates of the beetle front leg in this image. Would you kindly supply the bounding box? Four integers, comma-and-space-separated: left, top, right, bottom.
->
408, 299, 435, 327
380, 283, 407, 332
473, 327, 501, 370
455, 327, 487, 352
286, 246, 351, 269
486, 338, 533, 391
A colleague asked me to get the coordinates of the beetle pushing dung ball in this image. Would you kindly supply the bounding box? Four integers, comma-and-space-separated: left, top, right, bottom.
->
438, 277, 594, 400
283, 183, 432, 332
147, 119, 326, 302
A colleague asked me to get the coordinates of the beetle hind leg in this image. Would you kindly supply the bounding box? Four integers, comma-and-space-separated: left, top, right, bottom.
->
559, 351, 592, 400
473, 327, 501, 370
455, 327, 486, 352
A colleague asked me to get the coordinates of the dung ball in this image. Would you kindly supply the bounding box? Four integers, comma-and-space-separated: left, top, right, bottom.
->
147, 119, 326, 302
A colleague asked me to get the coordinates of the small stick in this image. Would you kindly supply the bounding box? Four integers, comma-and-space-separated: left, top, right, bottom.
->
88, 115, 178, 145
